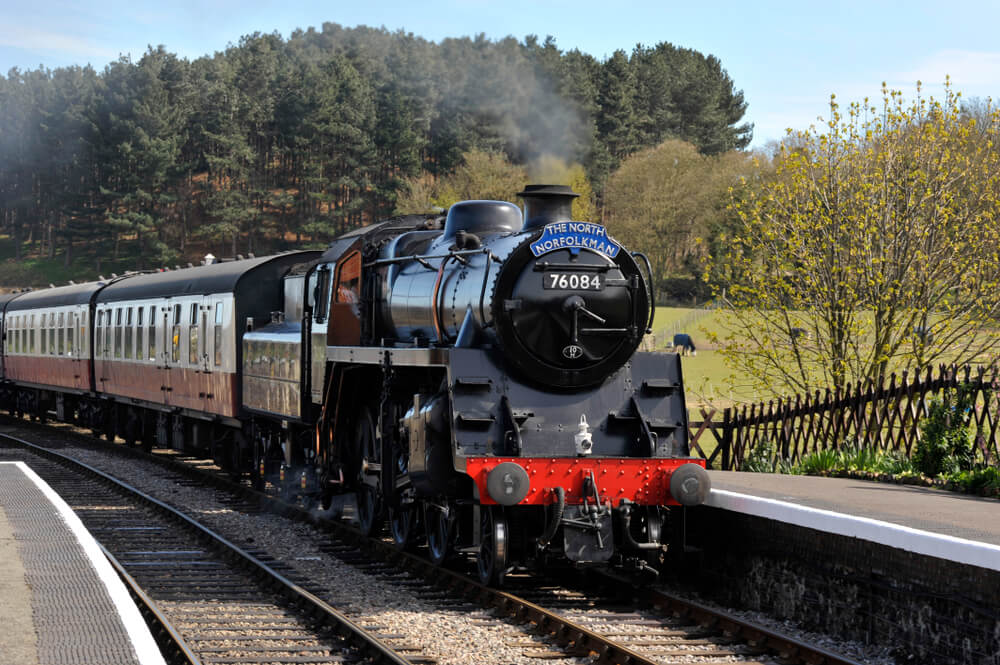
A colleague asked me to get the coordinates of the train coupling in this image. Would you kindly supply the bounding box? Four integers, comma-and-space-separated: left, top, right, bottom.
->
549, 471, 616, 563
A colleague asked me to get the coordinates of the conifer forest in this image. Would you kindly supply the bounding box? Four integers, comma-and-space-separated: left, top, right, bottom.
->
0, 23, 751, 284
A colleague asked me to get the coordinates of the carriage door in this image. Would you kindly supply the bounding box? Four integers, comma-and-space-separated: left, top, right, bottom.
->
162, 303, 181, 406
199, 297, 213, 411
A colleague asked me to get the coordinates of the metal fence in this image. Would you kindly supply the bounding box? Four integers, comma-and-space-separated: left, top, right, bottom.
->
688, 364, 1000, 470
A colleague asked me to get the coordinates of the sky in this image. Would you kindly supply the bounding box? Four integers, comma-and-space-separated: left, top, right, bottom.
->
3, 0, 1000, 148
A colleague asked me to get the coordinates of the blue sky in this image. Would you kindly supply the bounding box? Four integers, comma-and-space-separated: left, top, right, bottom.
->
3, 0, 1000, 148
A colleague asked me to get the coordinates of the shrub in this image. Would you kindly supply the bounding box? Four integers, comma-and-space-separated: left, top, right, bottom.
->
799, 448, 840, 475
947, 467, 1000, 494
741, 439, 777, 472
840, 444, 881, 472
875, 450, 913, 475
914, 388, 976, 477
741, 439, 797, 473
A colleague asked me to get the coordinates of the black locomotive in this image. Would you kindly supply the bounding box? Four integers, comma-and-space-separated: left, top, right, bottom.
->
0, 184, 709, 584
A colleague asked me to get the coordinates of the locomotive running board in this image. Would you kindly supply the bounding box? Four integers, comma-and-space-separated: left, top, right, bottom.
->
325, 346, 450, 367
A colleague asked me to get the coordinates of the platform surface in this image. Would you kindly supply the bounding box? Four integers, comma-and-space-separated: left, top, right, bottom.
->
0, 461, 166, 665
706, 471, 1000, 571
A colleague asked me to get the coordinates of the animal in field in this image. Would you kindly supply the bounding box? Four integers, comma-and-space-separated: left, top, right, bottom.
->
673, 333, 696, 356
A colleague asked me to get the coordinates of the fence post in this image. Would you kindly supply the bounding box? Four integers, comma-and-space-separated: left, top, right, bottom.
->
721, 407, 731, 470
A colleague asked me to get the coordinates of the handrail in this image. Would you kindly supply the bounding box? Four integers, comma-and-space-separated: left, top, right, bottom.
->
631, 251, 656, 333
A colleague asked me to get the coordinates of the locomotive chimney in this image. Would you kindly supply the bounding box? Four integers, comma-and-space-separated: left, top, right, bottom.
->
518, 184, 580, 231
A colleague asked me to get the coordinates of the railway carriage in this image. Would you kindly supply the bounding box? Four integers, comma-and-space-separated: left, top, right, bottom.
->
0, 291, 22, 382
90, 252, 320, 451
3, 281, 101, 419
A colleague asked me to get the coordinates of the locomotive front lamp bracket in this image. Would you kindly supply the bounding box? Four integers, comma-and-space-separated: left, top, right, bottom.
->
574, 414, 593, 456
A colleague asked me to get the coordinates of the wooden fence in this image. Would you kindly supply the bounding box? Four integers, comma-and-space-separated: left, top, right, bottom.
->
687, 364, 1000, 471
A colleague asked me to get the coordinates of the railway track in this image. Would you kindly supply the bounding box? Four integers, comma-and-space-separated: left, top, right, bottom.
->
2, 417, 867, 665
0, 434, 420, 665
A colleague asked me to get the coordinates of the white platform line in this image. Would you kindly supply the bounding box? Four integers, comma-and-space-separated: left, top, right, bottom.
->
3, 461, 168, 665
706, 488, 1000, 572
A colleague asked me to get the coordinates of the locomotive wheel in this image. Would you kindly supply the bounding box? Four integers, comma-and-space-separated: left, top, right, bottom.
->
388, 503, 420, 549
477, 506, 508, 586
354, 408, 383, 536
424, 502, 453, 565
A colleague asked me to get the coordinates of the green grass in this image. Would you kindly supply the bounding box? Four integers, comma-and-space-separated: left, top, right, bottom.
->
648, 307, 762, 409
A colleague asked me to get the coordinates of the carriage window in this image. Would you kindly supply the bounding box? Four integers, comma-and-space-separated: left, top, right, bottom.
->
124, 307, 133, 359
79, 312, 87, 355
105, 310, 112, 356
96, 311, 103, 356
97, 311, 103, 356
135, 307, 143, 359
66, 313, 74, 356
214, 302, 223, 366
171, 304, 181, 363
57, 312, 65, 355
148, 305, 156, 361
114, 308, 122, 358
189, 303, 199, 364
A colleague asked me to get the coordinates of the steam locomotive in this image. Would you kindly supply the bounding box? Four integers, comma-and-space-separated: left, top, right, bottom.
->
0, 184, 709, 584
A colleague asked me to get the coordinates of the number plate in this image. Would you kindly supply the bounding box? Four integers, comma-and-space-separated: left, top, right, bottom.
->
543, 273, 604, 291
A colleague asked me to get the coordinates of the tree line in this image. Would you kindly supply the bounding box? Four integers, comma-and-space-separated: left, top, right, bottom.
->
0, 23, 751, 276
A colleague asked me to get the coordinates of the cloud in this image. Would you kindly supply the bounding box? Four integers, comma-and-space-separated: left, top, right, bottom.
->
0, 23, 116, 61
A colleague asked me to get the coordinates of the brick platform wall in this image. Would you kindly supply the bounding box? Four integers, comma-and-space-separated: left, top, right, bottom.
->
686, 506, 1000, 664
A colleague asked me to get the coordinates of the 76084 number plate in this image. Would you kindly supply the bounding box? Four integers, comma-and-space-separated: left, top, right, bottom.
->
543, 273, 603, 290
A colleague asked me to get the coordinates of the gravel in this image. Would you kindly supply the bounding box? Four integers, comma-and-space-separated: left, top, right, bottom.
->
12, 428, 900, 664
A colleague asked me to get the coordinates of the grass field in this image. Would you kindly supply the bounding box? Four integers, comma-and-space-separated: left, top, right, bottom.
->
649, 306, 769, 411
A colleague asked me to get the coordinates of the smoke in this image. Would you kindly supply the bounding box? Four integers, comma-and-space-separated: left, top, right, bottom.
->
441, 37, 591, 163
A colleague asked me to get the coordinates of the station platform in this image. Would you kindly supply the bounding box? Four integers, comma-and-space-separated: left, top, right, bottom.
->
0, 461, 166, 665
706, 470, 1000, 571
